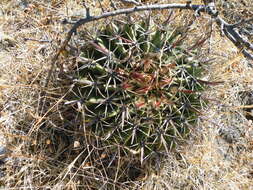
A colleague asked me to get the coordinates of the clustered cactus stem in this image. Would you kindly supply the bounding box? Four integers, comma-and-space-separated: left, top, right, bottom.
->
67, 18, 206, 163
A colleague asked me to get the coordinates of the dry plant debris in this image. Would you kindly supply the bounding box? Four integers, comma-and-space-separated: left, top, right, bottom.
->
0, 0, 252, 189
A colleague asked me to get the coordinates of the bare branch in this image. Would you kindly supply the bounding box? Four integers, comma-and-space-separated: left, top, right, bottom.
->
38, 3, 206, 115
205, 5, 253, 60
44, 3, 204, 87
51, 3, 253, 87
242, 50, 253, 60
40, 3, 253, 114
69, 4, 204, 35
49, 2, 253, 87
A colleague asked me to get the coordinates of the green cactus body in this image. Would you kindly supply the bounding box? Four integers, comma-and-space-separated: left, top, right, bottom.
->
70, 20, 205, 161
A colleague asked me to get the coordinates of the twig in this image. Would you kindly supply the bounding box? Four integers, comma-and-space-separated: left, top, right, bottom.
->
43, 3, 204, 89
40, 2, 253, 115
205, 5, 253, 60
48, 2, 253, 89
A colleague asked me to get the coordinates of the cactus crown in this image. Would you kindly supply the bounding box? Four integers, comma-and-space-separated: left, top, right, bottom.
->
70, 18, 205, 162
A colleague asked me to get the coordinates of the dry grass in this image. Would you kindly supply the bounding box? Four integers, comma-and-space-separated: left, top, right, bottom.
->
0, 0, 252, 189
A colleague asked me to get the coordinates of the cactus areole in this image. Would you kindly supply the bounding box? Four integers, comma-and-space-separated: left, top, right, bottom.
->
69, 20, 205, 161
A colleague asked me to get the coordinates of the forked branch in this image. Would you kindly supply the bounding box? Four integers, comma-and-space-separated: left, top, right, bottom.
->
43, 3, 205, 89
205, 3, 253, 60
45, 2, 253, 91
66, 2, 253, 63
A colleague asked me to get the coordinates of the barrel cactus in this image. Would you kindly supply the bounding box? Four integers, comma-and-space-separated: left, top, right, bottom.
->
68, 19, 205, 162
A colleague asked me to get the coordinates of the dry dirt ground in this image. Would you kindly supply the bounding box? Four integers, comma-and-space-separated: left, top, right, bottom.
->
0, 0, 253, 189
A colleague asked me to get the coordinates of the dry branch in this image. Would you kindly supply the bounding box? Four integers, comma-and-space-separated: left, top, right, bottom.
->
45, 3, 205, 85
205, 4, 253, 60
39, 2, 253, 114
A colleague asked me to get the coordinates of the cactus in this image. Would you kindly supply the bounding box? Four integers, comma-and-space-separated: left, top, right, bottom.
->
68, 19, 205, 162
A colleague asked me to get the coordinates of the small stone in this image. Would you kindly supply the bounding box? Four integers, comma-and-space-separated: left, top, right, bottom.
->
73, 141, 80, 148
